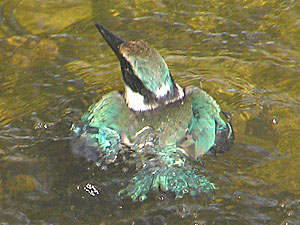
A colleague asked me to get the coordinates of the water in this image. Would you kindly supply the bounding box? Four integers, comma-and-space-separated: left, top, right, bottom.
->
0, 0, 300, 224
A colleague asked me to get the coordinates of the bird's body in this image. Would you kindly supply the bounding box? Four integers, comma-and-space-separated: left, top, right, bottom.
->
72, 24, 234, 201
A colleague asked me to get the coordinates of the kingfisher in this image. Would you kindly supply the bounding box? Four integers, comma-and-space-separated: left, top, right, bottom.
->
71, 24, 234, 201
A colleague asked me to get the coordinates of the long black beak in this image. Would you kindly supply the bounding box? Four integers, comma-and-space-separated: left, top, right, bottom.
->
95, 24, 126, 60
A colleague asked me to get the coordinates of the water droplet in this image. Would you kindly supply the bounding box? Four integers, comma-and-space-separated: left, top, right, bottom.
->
83, 183, 100, 196
158, 195, 165, 201
35, 122, 43, 130
272, 118, 278, 124
101, 165, 107, 171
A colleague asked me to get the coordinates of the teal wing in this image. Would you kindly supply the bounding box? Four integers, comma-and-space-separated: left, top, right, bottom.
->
71, 91, 136, 164
185, 86, 233, 158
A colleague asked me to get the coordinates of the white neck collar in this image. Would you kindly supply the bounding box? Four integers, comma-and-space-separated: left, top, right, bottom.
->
124, 84, 184, 112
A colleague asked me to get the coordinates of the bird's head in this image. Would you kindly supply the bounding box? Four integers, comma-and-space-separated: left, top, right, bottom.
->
95, 24, 184, 111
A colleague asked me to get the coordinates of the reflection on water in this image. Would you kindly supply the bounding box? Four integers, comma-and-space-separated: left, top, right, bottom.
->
0, 0, 300, 224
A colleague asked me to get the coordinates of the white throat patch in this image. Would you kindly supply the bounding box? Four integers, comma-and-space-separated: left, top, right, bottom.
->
175, 83, 184, 100
124, 83, 185, 112
155, 83, 171, 98
124, 86, 157, 111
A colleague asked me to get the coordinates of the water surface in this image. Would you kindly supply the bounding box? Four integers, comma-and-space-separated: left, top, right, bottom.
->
0, 0, 300, 224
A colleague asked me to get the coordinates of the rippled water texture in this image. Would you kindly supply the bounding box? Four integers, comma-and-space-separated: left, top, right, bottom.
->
0, 0, 300, 224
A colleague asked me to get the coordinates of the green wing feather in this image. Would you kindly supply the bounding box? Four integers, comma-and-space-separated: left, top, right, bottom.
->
72, 91, 138, 164
186, 86, 228, 157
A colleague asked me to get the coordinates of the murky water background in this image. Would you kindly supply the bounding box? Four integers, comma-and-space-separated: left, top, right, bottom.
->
0, 0, 300, 224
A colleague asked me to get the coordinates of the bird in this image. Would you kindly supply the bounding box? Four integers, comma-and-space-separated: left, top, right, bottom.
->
71, 24, 234, 201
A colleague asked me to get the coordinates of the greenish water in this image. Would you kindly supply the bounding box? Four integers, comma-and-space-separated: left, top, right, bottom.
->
0, 0, 300, 224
